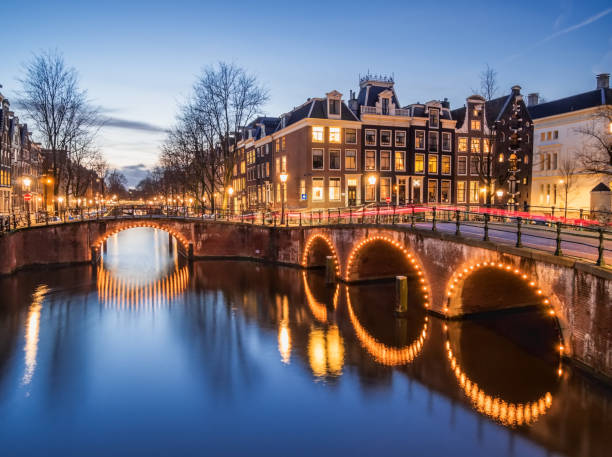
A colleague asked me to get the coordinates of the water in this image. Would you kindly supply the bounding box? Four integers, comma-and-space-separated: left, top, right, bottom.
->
0, 227, 610, 457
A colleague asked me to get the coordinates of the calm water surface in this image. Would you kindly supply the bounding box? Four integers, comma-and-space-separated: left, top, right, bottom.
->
0, 227, 610, 457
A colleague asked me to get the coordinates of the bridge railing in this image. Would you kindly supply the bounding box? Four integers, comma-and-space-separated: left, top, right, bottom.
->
1, 203, 611, 267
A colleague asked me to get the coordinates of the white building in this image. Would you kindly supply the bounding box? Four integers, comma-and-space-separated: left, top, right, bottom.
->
527, 74, 611, 215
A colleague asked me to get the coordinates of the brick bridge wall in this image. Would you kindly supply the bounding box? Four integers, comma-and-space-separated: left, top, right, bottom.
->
0, 219, 610, 380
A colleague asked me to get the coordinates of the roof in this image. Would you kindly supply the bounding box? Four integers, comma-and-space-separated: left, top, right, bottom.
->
528, 88, 612, 119
275, 98, 359, 132
357, 84, 401, 108
592, 182, 611, 192
451, 92, 521, 128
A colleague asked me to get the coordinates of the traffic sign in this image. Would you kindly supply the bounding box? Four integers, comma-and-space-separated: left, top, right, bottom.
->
24, 193, 32, 201
386, 197, 391, 203
301, 193, 307, 200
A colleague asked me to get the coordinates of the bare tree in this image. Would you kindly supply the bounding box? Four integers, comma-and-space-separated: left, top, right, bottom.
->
576, 105, 612, 176
192, 62, 268, 208
474, 64, 499, 101
557, 159, 580, 218
91, 155, 110, 198
106, 169, 128, 198
17, 50, 101, 205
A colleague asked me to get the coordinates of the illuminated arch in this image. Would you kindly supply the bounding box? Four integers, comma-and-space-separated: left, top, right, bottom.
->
97, 264, 190, 310
345, 287, 428, 366
94, 221, 190, 251
444, 326, 559, 427
301, 233, 341, 277
444, 261, 563, 341
302, 271, 339, 323
345, 235, 431, 307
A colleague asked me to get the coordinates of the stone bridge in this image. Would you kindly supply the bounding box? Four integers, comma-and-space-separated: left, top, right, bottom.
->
0, 217, 610, 381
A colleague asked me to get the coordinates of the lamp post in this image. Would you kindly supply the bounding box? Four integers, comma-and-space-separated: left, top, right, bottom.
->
368, 174, 377, 204
280, 172, 288, 225
22, 177, 31, 225
228, 187, 234, 216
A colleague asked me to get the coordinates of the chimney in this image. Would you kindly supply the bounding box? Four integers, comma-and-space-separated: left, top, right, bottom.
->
511, 85, 522, 95
348, 89, 359, 113
596, 73, 610, 89
441, 97, 450, 109
527, 93, 539, 106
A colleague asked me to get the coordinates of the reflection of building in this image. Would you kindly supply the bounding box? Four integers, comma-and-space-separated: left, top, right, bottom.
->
528, 74, 612, 211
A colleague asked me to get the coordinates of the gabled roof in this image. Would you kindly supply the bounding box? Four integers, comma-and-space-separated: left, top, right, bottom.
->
528, 88, 612, 119
451, 91, 523, 129
592, 182, 611, 192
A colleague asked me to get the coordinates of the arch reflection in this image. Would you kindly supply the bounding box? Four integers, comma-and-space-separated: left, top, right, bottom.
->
302, 271, 339, 323
97, 265, 189, 310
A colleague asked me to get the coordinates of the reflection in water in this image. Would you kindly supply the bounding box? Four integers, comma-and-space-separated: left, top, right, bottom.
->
22, 284, 48, 386
0, 228, 610, 456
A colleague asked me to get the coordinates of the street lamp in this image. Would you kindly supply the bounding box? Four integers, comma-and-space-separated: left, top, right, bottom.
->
280, 172, 288, 224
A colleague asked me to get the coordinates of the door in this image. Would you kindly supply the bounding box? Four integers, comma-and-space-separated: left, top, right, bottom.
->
348, 186, 357, 206
397, 177, 406, 205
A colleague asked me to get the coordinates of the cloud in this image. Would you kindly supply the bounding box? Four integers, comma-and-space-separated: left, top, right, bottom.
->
505, 7, 612, 62
103, 117, 169, 133
117, 163, 151, 187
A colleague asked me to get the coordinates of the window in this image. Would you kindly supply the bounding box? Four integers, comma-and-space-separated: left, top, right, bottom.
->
282, 137, 286, 150
365, 150, 376, 171
470, 138, 481, 153
469, 181, 479, 202
329, 178, 340, 201
275, 158, 280, 174
540, 132, 545, 142
395, 131, 406, 147
345, 149, 356, 170
276, 183, 281, 202
471, 120, 481, 130
380, 177, 391, 201
380, 150, 391, 171
552, 152, 558, 170
415, 130, 425, 149
345, 128, 357, 144
312, 149, 324, 170
458, 137, 468, 152
546, 153, 551, 170
382, 98, 389, 115
415, 154, 425, 173
329, 99, 340, 115
312, 126, 324, 142
442, 132, 451, 151
266, 162, 270, 177
328, 149, 341, 170
457, 156, 467, 175
428, 131, 438, 152
365, 129, 377, 146
380, 130, 392, 146
483, 138, 491, 153
312, 178, 324, 201
281, 156, 287, 172
441, 155, 451, 175
329, 127, 341, 143
365, 181, 376, 201
428, 155, 438, 174
266, 144, 270, 154
547, 131, 552, 141
394, 151, 405, 171
498, 153, 504, 162
276, 139, 280, 152
441, 180, 451, 203
524, 154, 529, 164
428, 179, 438, 203
457, 181, 466, 203
470, 156, 479, 175
429, 109, 439, 129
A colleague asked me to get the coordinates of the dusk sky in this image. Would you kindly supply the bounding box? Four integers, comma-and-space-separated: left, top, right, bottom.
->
1, 0, 610, 186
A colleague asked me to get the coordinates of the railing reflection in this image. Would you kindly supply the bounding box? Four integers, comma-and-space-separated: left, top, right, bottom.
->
97, 265, 189, 310
22, 284, 49, 386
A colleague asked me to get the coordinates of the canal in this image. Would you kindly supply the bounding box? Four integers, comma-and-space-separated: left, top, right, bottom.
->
0, 227, 610, 456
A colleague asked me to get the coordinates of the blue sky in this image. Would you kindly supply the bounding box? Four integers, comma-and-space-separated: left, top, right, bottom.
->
0, 0, 610, 185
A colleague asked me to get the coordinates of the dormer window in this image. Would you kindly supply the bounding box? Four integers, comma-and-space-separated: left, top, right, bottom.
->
470, 120, 481, 130
329, 99, 340, 115
382, 98, 389, 115
429, 109, 439, 129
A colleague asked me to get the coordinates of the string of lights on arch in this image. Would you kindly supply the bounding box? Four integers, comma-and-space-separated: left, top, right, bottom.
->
95, 222, 190, 251
301, 233, 341, 277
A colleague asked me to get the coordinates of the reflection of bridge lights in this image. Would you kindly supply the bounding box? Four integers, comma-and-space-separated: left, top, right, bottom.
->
302, 234, 341, 277
346, 288, 428, 366
445, 261, 558, 320
22, 284, 49, 386
97, 265, 189, 310
308, 325, 344, 378
278, 321, 291, 364
444, 329, 556, 427
302, 272, 340, 323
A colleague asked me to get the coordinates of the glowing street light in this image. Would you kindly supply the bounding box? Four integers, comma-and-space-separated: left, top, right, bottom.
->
496, 189, 504, 198
368, 174, 377, 185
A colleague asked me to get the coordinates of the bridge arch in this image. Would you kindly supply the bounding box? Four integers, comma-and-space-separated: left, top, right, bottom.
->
301, 233, 341, 277
94, 221, 191, 251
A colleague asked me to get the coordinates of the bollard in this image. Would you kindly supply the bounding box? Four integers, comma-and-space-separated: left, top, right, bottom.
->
483, 214, 490, 241
392, 205, 396, 225
516, 217, 523, 248
432, 207, 437, 231
299, 212, 302, 227
325, 256, 335, 284
596, 229, 605, 266
411, 206, 415, 229
349, 207, 352, 224
394, 275, 408, 316
554, 222, 562, 256
188, 243, 194, 261
455, 210, 461, 236
90, 246, 97, 265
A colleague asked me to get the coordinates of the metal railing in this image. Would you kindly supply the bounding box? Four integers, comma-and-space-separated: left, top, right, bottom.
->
1, 203, 610, 267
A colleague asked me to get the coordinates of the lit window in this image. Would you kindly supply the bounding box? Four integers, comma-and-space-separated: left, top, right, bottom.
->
498, 153, 504, 162
380, 130, 392, 146
469, 181, 479, 202
428, 179, 438, 203
458, 137, 467, 152
394, 151, 405, 171
312, 126, 324, 142
365, 150, 376, 171
345, 129, 357, 144
441, 180, 451, 203
329, 178, 340, 201
365, 182, 376, 201
312, 178, 324, 201
345, 150, 356, 170
329, 127, 341, 143
282, 137, 286, 150
456, 181, 466, 203
395, 131, 406, 147
540, 132, 545, 142
470, 139, 481, 153
471, 120, 481, 130
483, 139, 491, 153
428, 155, 438, 174
380, 151, 391, 171
312, 149, 324, 170
415, 131, 425, 149
281, 156, 287, 172
329, 149, 341, 170
441, 156, 451, 175
365, 129, 377, 146
415, 154, 424, 173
